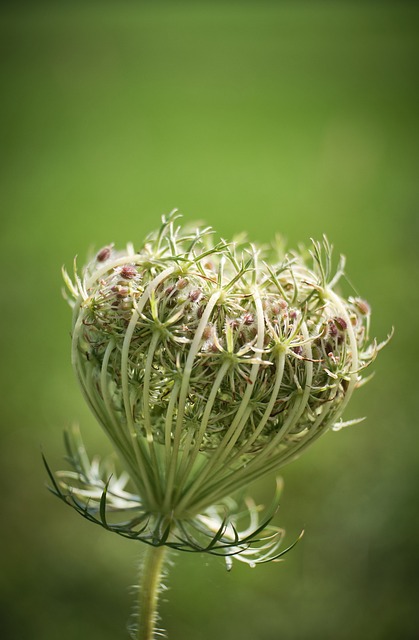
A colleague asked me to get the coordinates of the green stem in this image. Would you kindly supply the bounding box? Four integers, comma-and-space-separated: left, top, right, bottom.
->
136, 545, 167, 640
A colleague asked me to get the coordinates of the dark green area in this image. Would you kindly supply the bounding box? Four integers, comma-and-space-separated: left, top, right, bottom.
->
1, 2, 418, 639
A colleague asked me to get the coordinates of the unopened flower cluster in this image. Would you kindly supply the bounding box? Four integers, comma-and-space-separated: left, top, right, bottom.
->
51, 212, 384, 564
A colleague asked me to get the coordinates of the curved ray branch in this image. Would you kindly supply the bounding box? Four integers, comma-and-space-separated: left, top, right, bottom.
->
185, 321, 314, 515
70, 312, 124, 451
121, 266, 176, 511
99, 339, 140, 469
142, 331, 164, 501
162, 290, 222, 514
174, 291, 266, 514
173, 360, 231, 507
164, 380, 181, 472
223, 390, 346, 490
205, 353, 356, 507
220, 347, 286, 463
324, 288, 359, 417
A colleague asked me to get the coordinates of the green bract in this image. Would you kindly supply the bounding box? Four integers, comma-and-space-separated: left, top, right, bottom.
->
47, 211, 385, 567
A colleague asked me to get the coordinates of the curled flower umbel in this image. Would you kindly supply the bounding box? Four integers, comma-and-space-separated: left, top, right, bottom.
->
46, 211, 388, 563
45, 211, 389, 638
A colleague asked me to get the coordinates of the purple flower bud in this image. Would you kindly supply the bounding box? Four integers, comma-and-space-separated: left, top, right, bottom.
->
189, 289, 202, 302
120, 265, 137, 280
176, 278, 188, 290
334, 316, 347, 331
96, 245, 112, 262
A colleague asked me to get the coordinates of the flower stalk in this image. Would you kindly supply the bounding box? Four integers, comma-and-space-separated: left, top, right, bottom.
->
136, 545, 167, 640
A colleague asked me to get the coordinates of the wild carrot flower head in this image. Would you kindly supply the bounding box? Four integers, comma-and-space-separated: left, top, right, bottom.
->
47, 211, 387, 566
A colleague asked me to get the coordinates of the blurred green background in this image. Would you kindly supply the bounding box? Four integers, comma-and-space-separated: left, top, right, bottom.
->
1, 2, 418, 639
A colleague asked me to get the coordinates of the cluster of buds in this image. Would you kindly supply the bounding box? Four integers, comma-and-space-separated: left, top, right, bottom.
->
47, 211, 387, 566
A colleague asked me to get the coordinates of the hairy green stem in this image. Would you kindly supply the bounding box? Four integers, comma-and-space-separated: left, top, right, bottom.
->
136, 545, 167, 640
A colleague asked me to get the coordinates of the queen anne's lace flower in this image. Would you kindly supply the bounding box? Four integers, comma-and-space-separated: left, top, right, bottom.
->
46, 211, 388, 567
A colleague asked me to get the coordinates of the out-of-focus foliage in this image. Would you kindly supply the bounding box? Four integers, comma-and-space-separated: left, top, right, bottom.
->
1, 2, 418, 639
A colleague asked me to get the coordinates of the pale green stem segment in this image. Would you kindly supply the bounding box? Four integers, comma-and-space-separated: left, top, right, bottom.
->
198, 296, 359, 506
174, 359, 231, 504
183, 320, 313, 514
325, 288, 359, 416
121, 266, 175, 509
142, 331, 163, 499
204, 292, 266, 466
174, 290, 265, 512
136, 545, 167, 640
162, 290, 221, 513
70, 317, 143, 486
